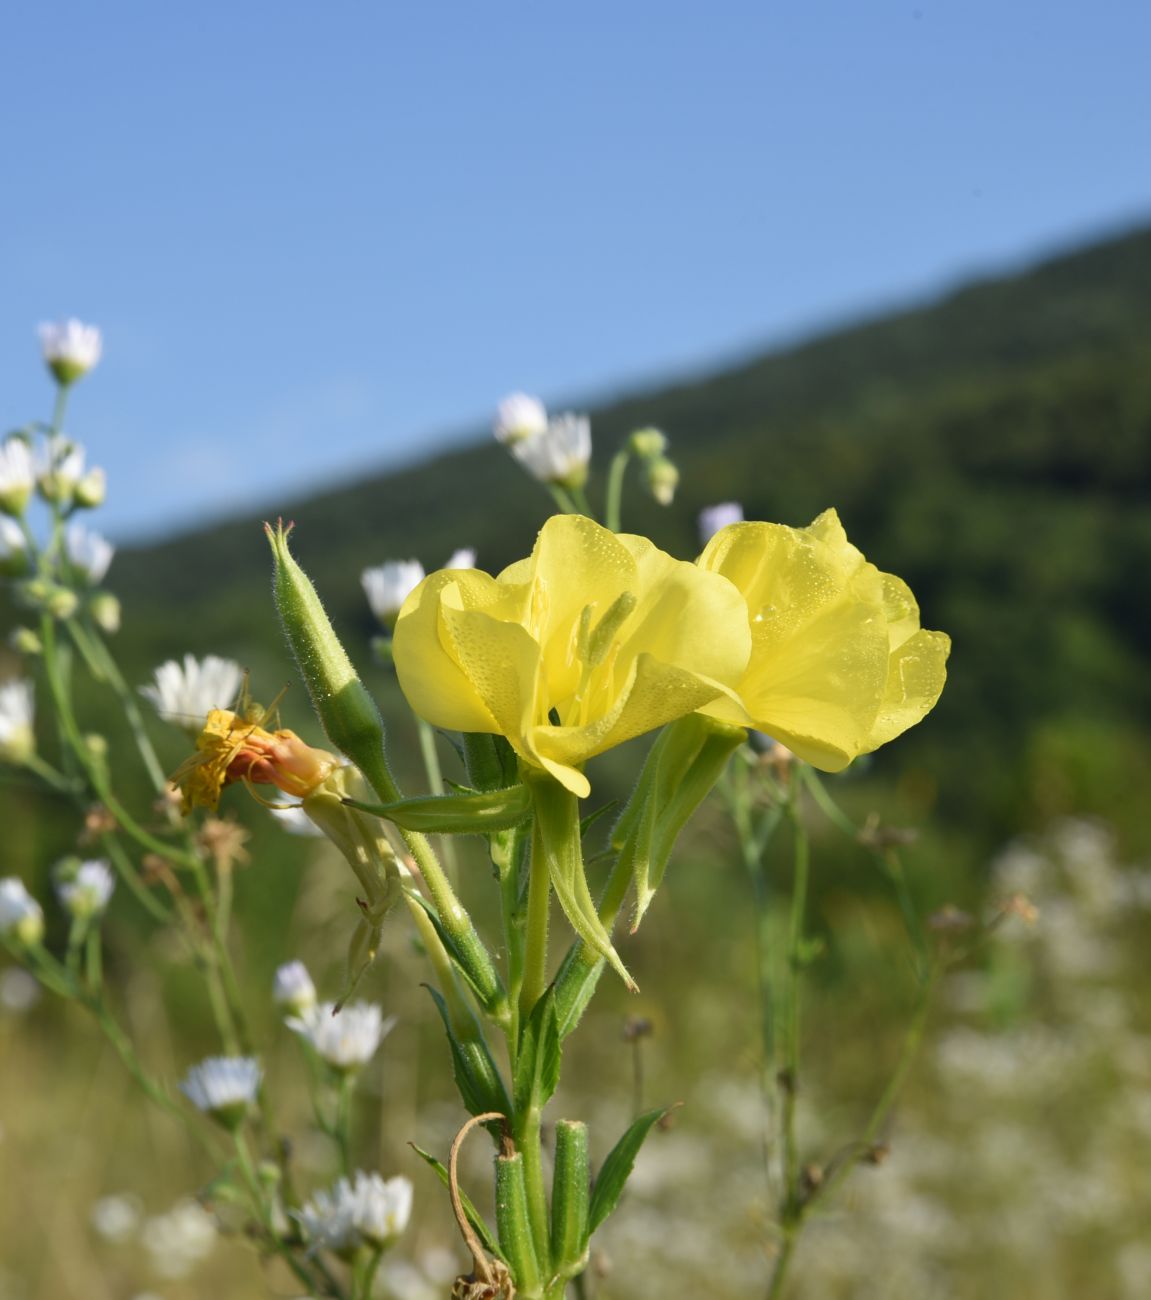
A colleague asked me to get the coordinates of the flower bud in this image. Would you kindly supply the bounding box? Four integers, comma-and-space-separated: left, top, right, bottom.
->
0, 680, 35, 763
0, 438, 34, 518
494, 392, 548, 445
73, 466, 107, 509
361, 560, 424, 629
0, 518, 29, 577
9, 627, 42, 656
628, 426, 667, 459
0, 877, 44, 945
88, 591, 121, 634
273, 959, 317, 1015
55, 858, 115, 921
644, 455, 679, 506
38, 319, 103, 386
37, 438, 86, 506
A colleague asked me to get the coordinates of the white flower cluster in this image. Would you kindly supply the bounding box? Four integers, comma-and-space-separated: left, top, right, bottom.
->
139, 653, 244, 729
494, 392, 592, 490
296, 1170, 413, 1255
179, 1056, 262, 1124
287, 1000, 394, 1072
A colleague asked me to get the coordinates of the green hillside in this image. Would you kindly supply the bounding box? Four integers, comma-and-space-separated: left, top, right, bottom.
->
111, 222, 1151, 856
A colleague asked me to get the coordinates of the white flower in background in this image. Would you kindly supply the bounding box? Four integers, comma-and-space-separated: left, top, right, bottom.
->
0, 967, 41, 1013
140, 1199, 216, 1279
348, 1171, 413, 1247
38, 318, 103, 384
90, 1193, 143, 1244
140, 654, 244, 729
511, 412, 592, 490
494, 391, 548, 445
273, 960, 317, 1015
0, 877, 44, 945
362, 560, 425, 626
55, 859, 115, 920
179, 1056, 262, 1127
74, 465, 107, 510
0, 439, 35, 516
296, 1171, 412, 1256
444, 547, 476, 570
65, 522, 114, 584
0, 679, 35, 763
287, 1000, 393, 1072
269, 800, 324, 837
644, 454, 679, 506
698, 501, 744, 544
0, 518, 28, 571
37, 436, 88, 504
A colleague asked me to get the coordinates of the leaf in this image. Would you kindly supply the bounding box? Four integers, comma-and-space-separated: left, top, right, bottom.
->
579, 800, 620, 839
425, 986, 512, 1120
409, 1143, 503, 1261
587, 1107, 671, 1238
513, 989, 562, 1115
342, 783, 531, 834
406, 890, 509, 1014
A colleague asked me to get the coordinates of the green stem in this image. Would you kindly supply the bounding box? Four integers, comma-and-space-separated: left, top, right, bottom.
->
335, 1074, 353, 1178
547, 484, 579, 514
50, 385, 70, 436
603, 449, 630, 533
519, 815, 551, 1025
513, 1105, 551, 1284
568, 483, 595, 519
779, 806, 809, 1219
417, 717, 459, 882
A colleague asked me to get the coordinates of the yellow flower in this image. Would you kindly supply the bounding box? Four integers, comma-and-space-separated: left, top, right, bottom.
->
393, 514, 751, 797
696, 509, 949, 770
172, 708, 339, 813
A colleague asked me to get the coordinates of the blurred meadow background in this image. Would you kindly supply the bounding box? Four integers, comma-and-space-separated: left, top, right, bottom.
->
3, 2, 1151, 1298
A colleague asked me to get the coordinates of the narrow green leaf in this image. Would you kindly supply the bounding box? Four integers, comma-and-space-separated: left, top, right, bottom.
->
513, 989, 562, 1115
587, 1107, 670, 1238
406, 890, 509, 1017
579, 800, 620, 838
342, 783, 531, 834
409, 1143, 502, 1260
425, 985, 512, 1120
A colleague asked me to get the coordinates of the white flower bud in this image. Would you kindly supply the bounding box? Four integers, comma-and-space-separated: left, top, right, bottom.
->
511, 413, 592, 490
55, 859, 115, 921
0, 679, 35, 763
494, 392, 548, 445
644, 455, 679, 506
0, 440, 34, 517
179, 1056, 262, 1128
38, 319, 103, 385
273, 959, 317, 1014
698, 501, 744, 543
0, 877, 44, 945
73, 466, 107, 509
65, 523, 115, 584
362, 561, 425, 627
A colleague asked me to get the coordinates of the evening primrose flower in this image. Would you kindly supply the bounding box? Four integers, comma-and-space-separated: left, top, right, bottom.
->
273, 959, 317, 1014
140, 654, 244, 730
393, 513, 750, 798
38, 318, 103, 385
696, 509, 949, 770
511, 412, 592, 490
171, 708, 339, 814
0, 679, 35, 763
0, 877, 44, 945
65, 522, 114, 583
55, 859, 115, 920
179, 1055, 262, 1127
286, 1000, 393, 1072
494, 392, 548, 445
0, 439, 35, 516
698, 502, 744, 544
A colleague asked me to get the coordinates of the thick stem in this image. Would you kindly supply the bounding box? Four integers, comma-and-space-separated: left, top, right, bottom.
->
519, 815, 552, 1024
603, 449, 630, 533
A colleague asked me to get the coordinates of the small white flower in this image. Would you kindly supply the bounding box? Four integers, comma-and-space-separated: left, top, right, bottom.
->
65, 522, 115, 584
0, 517, 28, 565
512, 412, 592, 490
37, 436, 88, 504
494, 392, 548, 445
362, 561, 425, 626
38, 318, 103, 383
444, 548, 476, 570
0, 439, 35, 516
139, 654, 244, 729
0, 877, 43, 945
0, 679, 35, 763
74, 466, 107, 509
273, 960, 317, 1014
56, 859, 115, 920
698, 502, 744, 543
287, 1000, 394, 1072
0, 966, 41, 1013
140, 1199, 216, 1279
296, 1171, 412, 1256
90, 1192, 143, 1243
179, 1056, 262, 1126
349, 1171, 413, 1247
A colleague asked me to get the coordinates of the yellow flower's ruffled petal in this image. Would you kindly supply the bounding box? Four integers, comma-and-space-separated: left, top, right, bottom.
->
699, 512, 947, 768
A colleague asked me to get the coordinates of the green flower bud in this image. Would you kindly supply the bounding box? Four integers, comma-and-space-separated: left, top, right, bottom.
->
9, 627, 42, 656
627, 426, 668, 459
644, 455, 680, 507
17, 578, 79, 619
88, 591, 121, 634
266, 521, 390, 787
73, 467, 107, 509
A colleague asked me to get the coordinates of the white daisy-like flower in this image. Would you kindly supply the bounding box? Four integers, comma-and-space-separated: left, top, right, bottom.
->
65, 522, 115, 584
139, 654, 244, 730
0, 517, 28, 566
444, 547, 476, 570
0, 877, 44, 945
0, 679, 35, 763
287, 1001, 394, 1072
140, 1199, 216, 1279
273, 960, 317, 1014
511, 412, 592, 490
296, 1171, 412, 1256
55, 859, 115, 920
698, 502, 744, 543
362, 561, 425, 626
0, 439, 35, 517
179, 1056, 262, 1127
38, 318, 103, 384
37, 436, 88, 504
493, 392, 548, 445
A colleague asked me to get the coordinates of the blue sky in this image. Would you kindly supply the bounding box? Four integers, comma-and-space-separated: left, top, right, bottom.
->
4, 0, 1150, 540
